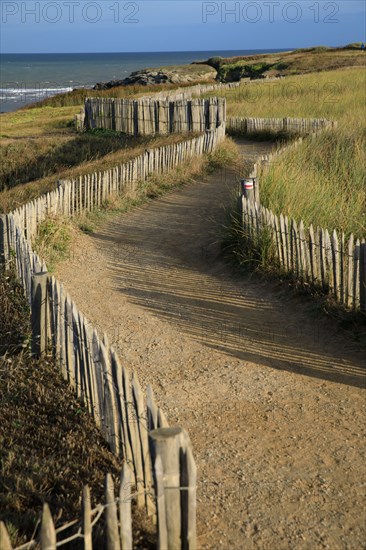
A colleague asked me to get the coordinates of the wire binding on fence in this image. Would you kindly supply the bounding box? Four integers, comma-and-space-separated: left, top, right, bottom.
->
3, 467, 148, 550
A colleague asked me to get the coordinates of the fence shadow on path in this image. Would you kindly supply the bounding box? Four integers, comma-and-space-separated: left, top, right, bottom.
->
87, 161, 366, 390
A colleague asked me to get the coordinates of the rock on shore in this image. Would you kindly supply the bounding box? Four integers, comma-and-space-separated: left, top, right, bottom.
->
93, 64, 217, 90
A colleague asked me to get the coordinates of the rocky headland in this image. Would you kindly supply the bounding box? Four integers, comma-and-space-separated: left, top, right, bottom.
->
93, 64, 217, 90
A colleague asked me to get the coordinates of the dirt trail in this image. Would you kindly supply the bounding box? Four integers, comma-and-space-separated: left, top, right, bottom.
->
56, 139, 366, 550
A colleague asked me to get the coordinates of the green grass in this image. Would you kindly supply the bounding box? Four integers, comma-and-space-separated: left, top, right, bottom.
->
33, 217, 72, 272
0, 105, 80, 138
205, 67, 366, 239
0, 102, 202, 213
202, 47, 366, 82
221, 199, 278, 273
260, 127, 366, 238
218, 61, 272, 81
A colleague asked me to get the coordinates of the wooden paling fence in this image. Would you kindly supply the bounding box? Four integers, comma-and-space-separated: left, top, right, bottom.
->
76, 81, 241, 130
83, 97, 226, 135
0, 124, 225, 271
1, 436, 196, 550
0, 126, 226, 549
78, 79, 292, 131
148, 80, 241, 101
231, 116, 365, 310
30, 272, 162, 510
227, 116, 337, 135
0, 467, 135, 550
240, 195, 366, 311
239, 141, 366, 311
0, 268, 197, 548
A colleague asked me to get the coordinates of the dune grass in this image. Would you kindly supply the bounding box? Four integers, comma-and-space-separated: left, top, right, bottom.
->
0, 105, 80, 138
0, 268, 157, 548
205, 67, 365, 120
0, 103, 201, 213
211, 47, 366, 81
2, 64, 365, 233
260, 125, 366, 238
205, 68, 366, 238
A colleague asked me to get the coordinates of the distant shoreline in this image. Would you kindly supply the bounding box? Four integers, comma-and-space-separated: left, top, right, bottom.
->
1, 48, 291, 56
1, 45, 364, 113
0, 49, 288, 113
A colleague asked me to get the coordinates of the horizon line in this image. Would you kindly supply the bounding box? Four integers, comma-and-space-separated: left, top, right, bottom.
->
1, 48, 297, 55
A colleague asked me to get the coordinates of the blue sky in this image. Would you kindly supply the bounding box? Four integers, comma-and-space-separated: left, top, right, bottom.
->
1, 1, 365, 53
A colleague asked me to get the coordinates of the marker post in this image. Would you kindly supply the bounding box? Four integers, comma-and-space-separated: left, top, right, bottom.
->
241, 177, 256, 203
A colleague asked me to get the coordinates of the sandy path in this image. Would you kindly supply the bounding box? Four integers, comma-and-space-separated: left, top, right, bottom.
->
56, 139, 366, 549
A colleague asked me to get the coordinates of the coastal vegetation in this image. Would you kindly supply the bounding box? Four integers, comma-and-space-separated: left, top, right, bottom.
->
0, 269, 155, 547
1, 53, 365, 234
9, 44, 365, 111
0, 105, 202, 212
259, 122, 365, 239
202, 45, 366, 81
1, 48, 365, 233
204, 67, 366, 238
1, 45, 365, 545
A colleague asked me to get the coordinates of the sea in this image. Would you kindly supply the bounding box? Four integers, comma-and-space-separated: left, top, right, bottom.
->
0, 50, 288, 113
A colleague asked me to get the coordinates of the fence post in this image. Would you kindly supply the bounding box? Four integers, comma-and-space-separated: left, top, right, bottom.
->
31, 272, 49, 358
150, 428, 181, 549
105, 474, 121, 550
0, 214, 9, 268
179, 431, 197, 550
119, 464, 133, 550
155, 454, 169, 547
150, 427, 197, 550
40, 503, 56, 550
360, 243, 366, 312
82, 486, 92, 550
241, 178, 255, 204
0, 522, 13, 550
254, 175, 260, 205
236, 193, 244, 228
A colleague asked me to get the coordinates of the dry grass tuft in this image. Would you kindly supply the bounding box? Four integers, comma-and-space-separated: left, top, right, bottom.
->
260, 124, 366, 238
0, 270, 155, 548
0, 112, 201, 214
32, 217, 72, 272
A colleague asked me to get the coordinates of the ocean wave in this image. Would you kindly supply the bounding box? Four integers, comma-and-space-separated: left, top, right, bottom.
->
0, 87, 74, 95
0, 86, 75, 102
